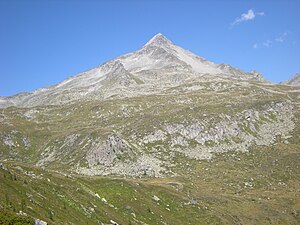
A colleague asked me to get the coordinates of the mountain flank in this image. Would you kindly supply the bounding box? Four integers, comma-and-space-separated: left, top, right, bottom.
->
281, 73, 300, 86
0, 33, 300, 224
0, 33, 267, 108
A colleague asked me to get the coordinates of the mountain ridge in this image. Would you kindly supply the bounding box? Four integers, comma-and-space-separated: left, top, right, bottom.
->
0, 33, 268, 108
281, 73, 300, 86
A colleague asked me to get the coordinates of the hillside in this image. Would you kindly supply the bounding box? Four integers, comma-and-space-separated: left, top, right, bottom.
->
0, 34, 300, 224
281, 73, 300, 86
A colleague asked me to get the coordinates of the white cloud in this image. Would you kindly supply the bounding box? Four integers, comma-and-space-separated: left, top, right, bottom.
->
275, 32, 287, 42
254, 32, 288, 49
241, 9, 255, 20
231, 9, 264, 26
263, 40, 272, 48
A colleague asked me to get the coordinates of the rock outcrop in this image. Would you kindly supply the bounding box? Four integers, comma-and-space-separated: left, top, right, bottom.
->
281, 73, 300, 86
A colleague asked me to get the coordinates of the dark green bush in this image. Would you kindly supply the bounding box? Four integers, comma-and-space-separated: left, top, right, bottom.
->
0, 209, 34, 225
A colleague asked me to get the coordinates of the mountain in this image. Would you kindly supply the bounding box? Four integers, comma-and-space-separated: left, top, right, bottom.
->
0, 34, 300, 224
0, 33, 267, 108
281, 73, 300, 86
1, 33, 289, 178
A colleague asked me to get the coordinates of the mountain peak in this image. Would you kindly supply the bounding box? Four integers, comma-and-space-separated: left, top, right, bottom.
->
144, 33, 173, 47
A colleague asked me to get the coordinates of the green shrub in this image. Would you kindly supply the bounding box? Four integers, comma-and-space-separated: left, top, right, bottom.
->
0, 209, 34, 225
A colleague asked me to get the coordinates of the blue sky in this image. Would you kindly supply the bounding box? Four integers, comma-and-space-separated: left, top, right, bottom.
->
0, 0, 299, 96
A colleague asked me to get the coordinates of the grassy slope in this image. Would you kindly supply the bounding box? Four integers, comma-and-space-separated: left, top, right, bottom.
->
0, 83, 299, 224
0, 138, 299, 224
0, 82, 293, 167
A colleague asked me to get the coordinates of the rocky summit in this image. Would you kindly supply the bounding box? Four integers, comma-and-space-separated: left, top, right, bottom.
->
0, 34, 300, 224
0, 33, 266, 108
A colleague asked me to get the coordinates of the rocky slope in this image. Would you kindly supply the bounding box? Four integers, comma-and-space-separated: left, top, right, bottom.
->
281, 73, 300, 86
0, 34, 299, 178
0, 33, 300, 224
0, 80, 299, 178
0, 33, 266, 108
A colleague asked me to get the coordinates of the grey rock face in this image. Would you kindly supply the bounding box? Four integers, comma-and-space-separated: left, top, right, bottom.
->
35, 218, 47, 225
86, 134, 133, 167
0, 134, 15, 148
142, 130, 167, 144
22, 136, 30, 150
0, 131, 30, 152
170, 136, 188, 147
134, 101, 295, 164
281, 73, 300, 86
86, 156, 164, 177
